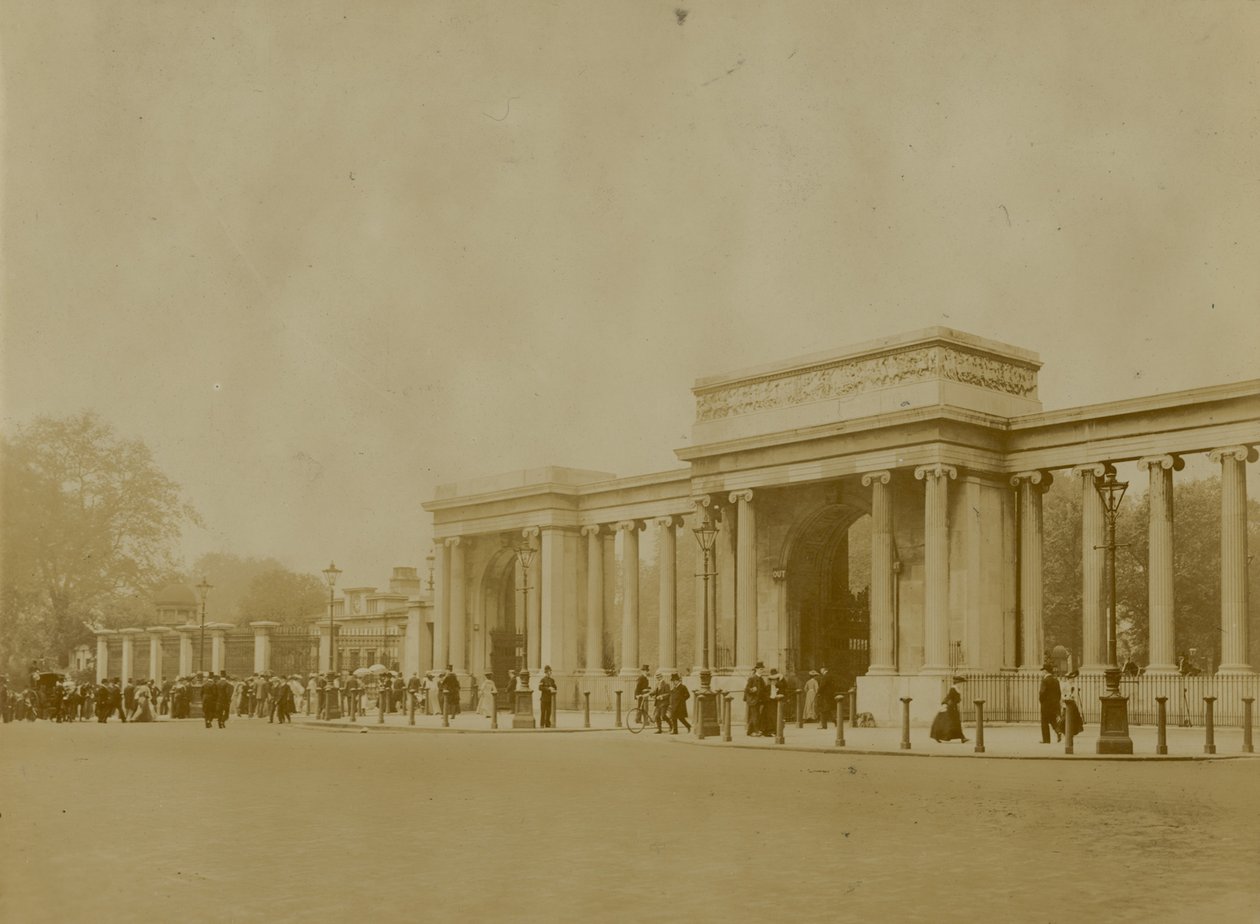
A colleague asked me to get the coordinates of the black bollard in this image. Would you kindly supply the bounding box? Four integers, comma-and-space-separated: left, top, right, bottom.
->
490, 699, 498, 730
1062, 699, 1073, 755
775, 697, 785, 745
696, 692, 706, 741
583, 691, 591, 728
973, 700, 986, 754
1204, 697, 1216, 755
796, 690, 804, 729
1244, 698, 1255, 754
441, 691, 449, 728
1155, 696, 1168, 755
899, 697, 912, 750
378, 694, 385, 725
408, 690, 415, 726
834, 695, 845, 747
723, 694, 733, 742
849, 688, 857, 726
615, 690, 623, 728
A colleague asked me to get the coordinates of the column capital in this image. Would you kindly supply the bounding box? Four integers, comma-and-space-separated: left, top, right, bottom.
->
1072, 462, 1115, 480
728, 489, 754, 504
615, 519, 646, 533
444, 536, 463, 548
249, 620, 280, 634
119, 627, 144, 637
1011, 470, 1054, 491
145, 626, 171, 636
914, 464, 957, 481
1209, 445, 1259, 464
1136, 453, 1185, 472
580, 524, 606, 538
861, 470, 892, 487
655, 515, 684, 530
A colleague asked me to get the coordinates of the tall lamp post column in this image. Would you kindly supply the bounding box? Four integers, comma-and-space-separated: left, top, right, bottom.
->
1095, 471, 1134, 754
323, 561, 342, 720
693, 514, 720, 736
511, 544, 537, 728
196, 577, 212, 676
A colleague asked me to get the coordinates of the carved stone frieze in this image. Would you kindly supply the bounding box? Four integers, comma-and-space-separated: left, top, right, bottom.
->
693, 344, 1038, 421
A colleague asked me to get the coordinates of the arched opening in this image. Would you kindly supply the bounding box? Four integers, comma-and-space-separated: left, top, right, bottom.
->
481, 546, 524, 708
785, 505, 871, 692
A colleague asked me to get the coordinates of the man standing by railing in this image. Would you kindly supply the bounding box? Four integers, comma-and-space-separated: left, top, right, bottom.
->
1039, 663, 1062, 743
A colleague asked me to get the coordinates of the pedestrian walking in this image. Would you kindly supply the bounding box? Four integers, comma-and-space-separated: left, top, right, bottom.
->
668, 673, 691, 734
652, 671, 671, 733
440, 666, 460, 719
539, 666, 557, 727
479, 673, 498, 719
743, 663, 767, 736
930, 676, 969, 742
1062, 670, 1085, 737
802, 670, 820, 722
1039, 662, 1062, 743
202, 676, 219, 729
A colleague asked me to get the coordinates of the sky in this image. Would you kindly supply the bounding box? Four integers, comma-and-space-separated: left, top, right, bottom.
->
2, 1, 1258, 590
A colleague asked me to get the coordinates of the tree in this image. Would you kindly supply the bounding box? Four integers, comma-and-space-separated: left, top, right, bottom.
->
237, 568, 327, 625
0, 412, 199, 674
189, 552, 289, 624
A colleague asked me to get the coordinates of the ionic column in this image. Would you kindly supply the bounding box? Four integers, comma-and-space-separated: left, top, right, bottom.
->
147, 627, 168, 683
1073, 464, 1110, 671
656, 516, 681, 675
863, 471, 897, 675
729, 490, 758, 673
94, 630, 114, 682
581, 525, 605, 674
446, 537, 466, 672
250, 621, 278, 674
432, 542, 449, 674
617, 521, 643, 676
915, 465, 957, 674
1212, 446, 1258, 674
210, 627, 228, 674
1137, 454, 1184, 674
522, 527, 541, 672
119, 628, 141, 683
1012, 470, 1054, 670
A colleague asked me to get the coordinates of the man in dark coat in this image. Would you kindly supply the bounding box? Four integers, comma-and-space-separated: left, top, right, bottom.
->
816, 666, 836, 729
538, 666, 557, 728
743, 664, 767, 736
652, 672, 672, 734
95, 681, 112, 722
122, 679, 136, 720
1039, 663, 1062, 743
439, 666, 460, 719
214, 673, 232, 728
201, 675, 218, 729
668, 673, 691, 734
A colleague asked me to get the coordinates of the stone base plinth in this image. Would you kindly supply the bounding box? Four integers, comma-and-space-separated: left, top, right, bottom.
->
857, 674, 947, 726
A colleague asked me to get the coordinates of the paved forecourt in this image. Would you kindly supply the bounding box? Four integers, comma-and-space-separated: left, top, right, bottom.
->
2, 718, 1257, 923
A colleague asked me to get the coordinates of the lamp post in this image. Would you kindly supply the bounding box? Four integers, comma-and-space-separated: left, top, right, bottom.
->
1095, 470, 1134, 754
513, 543, 536, 674
511, 543, 537, 728
693, 514, 720, 736
323, 561, 342, 674
426, 550, 435, 594
196, 577, 212, 675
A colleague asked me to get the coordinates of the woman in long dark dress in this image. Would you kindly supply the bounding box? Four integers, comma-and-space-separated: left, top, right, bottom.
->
930, 676, 969, 743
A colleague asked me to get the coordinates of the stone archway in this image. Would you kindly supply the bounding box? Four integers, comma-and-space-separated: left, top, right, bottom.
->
480, 546, 523, 707
783, 503, 872, 692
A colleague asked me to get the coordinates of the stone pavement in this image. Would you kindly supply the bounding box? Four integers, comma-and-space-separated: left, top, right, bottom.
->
291, 707, 1256, 758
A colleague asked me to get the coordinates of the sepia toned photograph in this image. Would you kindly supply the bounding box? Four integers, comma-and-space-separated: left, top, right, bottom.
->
1, 2, 1258, 921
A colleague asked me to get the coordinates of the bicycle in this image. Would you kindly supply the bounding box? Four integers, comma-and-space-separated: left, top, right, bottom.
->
625, 694, 656, 734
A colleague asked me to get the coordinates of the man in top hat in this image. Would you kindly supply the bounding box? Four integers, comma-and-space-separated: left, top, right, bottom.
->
743, 663, 767, 736
201, 674, 219, 729
538, 665, 557, 727
652, 670, 672, 734
1039, 662, 1062, 743
633, 665, 651, 701
439, 665, 460, 719
667, 672, 691, 734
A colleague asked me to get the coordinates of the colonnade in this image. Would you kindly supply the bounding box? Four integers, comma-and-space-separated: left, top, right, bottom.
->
427, 445, 1255, 681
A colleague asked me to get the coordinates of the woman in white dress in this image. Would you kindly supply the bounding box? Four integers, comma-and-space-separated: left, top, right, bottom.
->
802, 671, 820, 722
478, 673, 498, 719
129, 684, 156, 722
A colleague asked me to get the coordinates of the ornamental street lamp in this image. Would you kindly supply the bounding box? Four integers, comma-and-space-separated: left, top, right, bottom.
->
1095, 470, 1134, 755
693, 514, 720, 737
513, 543, 537, 674
426, 549, 435, 594
196, 577, 212, 676
323, 561, 342, 720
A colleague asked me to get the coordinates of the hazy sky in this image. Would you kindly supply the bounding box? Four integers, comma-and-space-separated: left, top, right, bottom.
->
3, 1, 1257, 588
